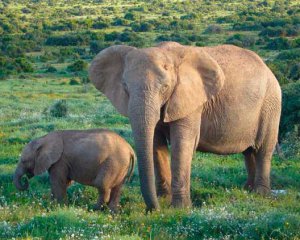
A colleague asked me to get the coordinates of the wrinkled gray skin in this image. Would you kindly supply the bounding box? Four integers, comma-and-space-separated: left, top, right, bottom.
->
13, 129, 135, 212
89, 42, 282, 211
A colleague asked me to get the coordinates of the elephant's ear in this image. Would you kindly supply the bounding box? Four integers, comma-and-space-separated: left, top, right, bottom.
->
33, 132, 63, 175
89, 45, 136, 116
163, 47, 225, 122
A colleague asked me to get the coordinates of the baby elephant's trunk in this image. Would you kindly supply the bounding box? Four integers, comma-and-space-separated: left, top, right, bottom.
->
13, 164, 29, 191
126, 150, 136, 183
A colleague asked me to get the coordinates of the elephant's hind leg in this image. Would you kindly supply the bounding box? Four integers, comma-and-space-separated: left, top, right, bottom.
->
243, 148, 256, 191
108, 183, 123, 212
154, 126, 171, 198
94, 188, 111, 211
253, 94, 280, 195
253, 144, 275, 195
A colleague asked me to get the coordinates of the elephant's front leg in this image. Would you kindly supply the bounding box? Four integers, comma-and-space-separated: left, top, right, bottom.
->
154, 124, 171, 198
170, 111, 201, 208
49, 163, 69, 203
49, 173, 68, 203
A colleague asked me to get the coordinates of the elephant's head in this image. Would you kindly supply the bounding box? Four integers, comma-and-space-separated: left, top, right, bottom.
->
89, 41, 225, 210
13, 132, 63, 191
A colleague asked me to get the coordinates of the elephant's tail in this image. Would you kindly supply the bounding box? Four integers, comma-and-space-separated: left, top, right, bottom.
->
275, 142, 285, 160
126, 149, 136, 183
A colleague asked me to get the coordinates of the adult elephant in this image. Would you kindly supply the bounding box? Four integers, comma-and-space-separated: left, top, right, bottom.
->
89, 42, 281, 211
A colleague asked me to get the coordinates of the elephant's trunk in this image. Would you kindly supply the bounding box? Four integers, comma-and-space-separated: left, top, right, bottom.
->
129, 97, 160, 211
13, 163, 29, 191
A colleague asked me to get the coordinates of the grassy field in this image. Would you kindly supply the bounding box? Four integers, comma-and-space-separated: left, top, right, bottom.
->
0, 75, 300, 239
1, 0, 300, 239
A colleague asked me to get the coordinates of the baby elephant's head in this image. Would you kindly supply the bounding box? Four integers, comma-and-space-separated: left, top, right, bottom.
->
13, 132, 63, 191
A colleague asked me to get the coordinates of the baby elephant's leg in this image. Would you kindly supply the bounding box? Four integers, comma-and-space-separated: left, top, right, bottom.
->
108, 183, 123, 212
49, 165, 70, 203
49, 173, 68, 203
94, 188, 111, 210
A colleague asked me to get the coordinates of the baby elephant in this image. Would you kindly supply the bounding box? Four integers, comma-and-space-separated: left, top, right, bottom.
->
13, 129, 135, 211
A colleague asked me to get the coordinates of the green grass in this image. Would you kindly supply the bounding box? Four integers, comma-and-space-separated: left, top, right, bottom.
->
0, 76, 300, 239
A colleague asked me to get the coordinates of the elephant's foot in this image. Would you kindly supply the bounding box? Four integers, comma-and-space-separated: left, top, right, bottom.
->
254, 184, 271, 196
243, 180, 254, 191
92, 203, 108, 211
171, 194, 191, 208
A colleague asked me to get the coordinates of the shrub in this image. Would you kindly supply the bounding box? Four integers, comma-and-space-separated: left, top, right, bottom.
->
180, 13, 198, 20
112, 18, 129, 26
233, 22, 263, 31
280, 81, 300, 139
49, 100, 68, 118
104, 31, 119, 41
289, 63, 300, 81
124, 12, 137, 21
293, 38, 300, 48
89, 41, 111, 54
266, 37, 291, 50
45, 35, 88, 46
14, 57, 34, 73
226, 34, 256, 48
92, 20, 109, 29
69, 78, 80, 85
156, 33, 191, 45
67, 60, 87, 72
281, 129, 300, 158
131, 22, 154, 32
204, 25, 223, 34
45, 66, 57, 73
276, 49, 300, 60
259, 27, 285, 37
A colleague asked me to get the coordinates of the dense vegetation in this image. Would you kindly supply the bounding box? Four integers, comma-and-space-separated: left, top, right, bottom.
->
0, 0, 299, 239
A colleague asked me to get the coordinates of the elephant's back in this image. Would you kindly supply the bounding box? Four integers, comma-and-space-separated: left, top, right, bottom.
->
198, 45, 281, 154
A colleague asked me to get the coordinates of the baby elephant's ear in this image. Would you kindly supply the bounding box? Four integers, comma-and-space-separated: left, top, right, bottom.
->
33, 132, 63, 175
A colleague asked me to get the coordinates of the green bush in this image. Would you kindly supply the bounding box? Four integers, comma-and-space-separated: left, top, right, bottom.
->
112, 18, 129, 26
259, 27, 286, 37
289, 63, 300, 81
156, 33, 192, 45
14, 57, 34, 73
45, 34, 88, 46
233, 21, 263, 31
69, 78, 80, 85
48, 99, 68, 118
276, 49, 300, 60
67, 60, 87, 72
280, 81, 300, 139
131, 22, 154, 32
89, 41, 111, 54
266, 37, 291, 50
124, 12, 137, 21
204, 24, 223, 34
281, 129, 300, 158
92, 20, 109, 29
226, 34, 256, 48
45, 66, 57, 73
